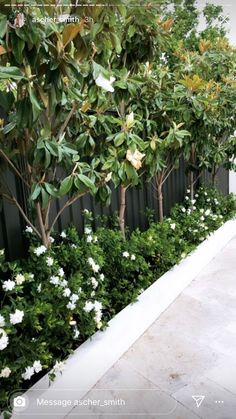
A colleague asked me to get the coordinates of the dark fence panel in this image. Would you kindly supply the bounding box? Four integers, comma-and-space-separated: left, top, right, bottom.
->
0, 162, 229, 260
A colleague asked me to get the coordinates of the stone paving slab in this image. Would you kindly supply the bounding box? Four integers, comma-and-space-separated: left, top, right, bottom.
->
66, 237, 236, 419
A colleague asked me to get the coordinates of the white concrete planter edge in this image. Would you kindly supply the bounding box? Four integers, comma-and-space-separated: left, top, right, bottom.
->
9, 218, 236, 419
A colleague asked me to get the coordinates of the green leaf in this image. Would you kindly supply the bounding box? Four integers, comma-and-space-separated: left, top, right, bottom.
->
41, 188, 50, 209
0, 91, 14, 112
13, 36, 25, 64
31, 184, 41, 201
0, 66, 25, 80
114, 132, 125, 147
44, 183, 58, 197
59, 176, 73, 196
29, 87, 42, 121
0, 15, 7, 38
77, 174, 96, 193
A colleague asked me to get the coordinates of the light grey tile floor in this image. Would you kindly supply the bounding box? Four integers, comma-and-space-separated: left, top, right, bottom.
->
66, 237, 236, 419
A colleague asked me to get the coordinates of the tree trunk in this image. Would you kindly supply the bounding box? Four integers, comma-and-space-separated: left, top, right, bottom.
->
212, 165, 217, 187
190, 171, 194, 201
36, 202, 49, 247
156, 175, 164, 222
119, 185, 127, 239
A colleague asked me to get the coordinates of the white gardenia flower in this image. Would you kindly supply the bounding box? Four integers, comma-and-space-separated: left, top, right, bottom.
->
88, 257, 95, 266
58, 268, 65, 277
25, 226, 33, 234
15, 274, 25, 285
131, 254, 136, 260
73, 327, 80, 339
86, 235, 93, 243
60, 231, 67, 238
22, 366, 34, 380
91, 277, 98, 289
49, 236, 55, 243
185, 196, 189, 201
205, 209, 211, 216
63, 288, 71, 297
92, 264, 100, 273
122, 251, 129, 258
200, 216, 205, 221
0, 315, 5, 327
10, 309, 24, 325
195, 194, 199, 198
91, 291, 96, 297
2, 280, 15, 292
84, 301, 94, 313
181, 207, 186, 213
46, 257, 54, 267
93, 301, 103, 312
70, 294, 79, 304
170, 223, 176, 230
0, 329, 8, 350
100, 274, 104, 281
37, 283, 42, 293
33, 360, 42, 373
0, 249, 4, 256
67, 302, 76, 310
53, 361, 65, 374
84, 227, 92, 235
49, 276, 60, 286
0, 367, 11, 378
95, 74, 116, 92
200, 209, 204, 213
34, 245, 47, 256
186, 189, 190, 193
60, 279, 68, 288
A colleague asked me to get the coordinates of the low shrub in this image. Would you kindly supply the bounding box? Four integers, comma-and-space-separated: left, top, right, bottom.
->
0, 187, 236, 416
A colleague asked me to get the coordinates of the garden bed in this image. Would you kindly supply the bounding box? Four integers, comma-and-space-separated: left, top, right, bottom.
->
7, 218, 236, 419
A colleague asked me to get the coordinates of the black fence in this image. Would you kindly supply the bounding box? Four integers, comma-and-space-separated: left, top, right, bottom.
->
0, 161, 229, 260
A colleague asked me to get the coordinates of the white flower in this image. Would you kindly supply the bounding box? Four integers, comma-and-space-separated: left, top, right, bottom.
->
93, 236, 98, 243
126, 149, 145, 170
191, 199, 196, 204
60, 231, 67, 238
22, 366, 34, 380
69, 320, 77, 326
33, 360, 42, 373
100, 274, 104, 281
73, 327, 80, 339
86, 235, 93, 243
88, 257, 95, 266
53, 361, 65, 374
186, 189, 190, 193
187, 209, 192, 215
2, 280, 15, 292
95, 74, 116, 92
37, 283, 42, 293
60, 279, 68, 288
122, 251, 129, 258
25, 226, 33, 233
204, 192, 208, 196
181, 207, 186, 213
195, 193, 199, 198
92, 264, 100, 273
91, 277, 98, 289
70, 294, 79, 304
66, 302, 76, 310
0, 249, 4, 256
205, 209, 211, 216
185, 196, 189, 201
58, 268, 65, 277
200, 216, 205, 221
15, 274, 25, 285
10, 309, 24, 325
46, 257, 54, 267
193, 206, 196, 210
78, 287, 82, 294
0, 329, 8, 350
0, 315, 5, 327
200, 209, 204, 213
131, 254, 136, 260
85, 227, 92, 235
34, 245, 47, 256
84, 301, 94, 313
93, 301, 103, 311
0, 367, 11, 378
207, 198, 210, 202
49, 236, 55, 243
91, 291, 95, 297
49, 275, 60, 286
170, 223, 176, 230
63, 288, 71, 297
219, 215, 223, 219
181, 252, 186, 259
71, 244, 77, 249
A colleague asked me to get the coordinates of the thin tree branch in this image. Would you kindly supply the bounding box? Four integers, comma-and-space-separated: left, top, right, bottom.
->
0, 149, 30, 188
56, 102, 77, 141
1, 192, 41, 238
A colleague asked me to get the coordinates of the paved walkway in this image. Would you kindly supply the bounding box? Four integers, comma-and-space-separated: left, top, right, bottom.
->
66, 237, 236, 419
